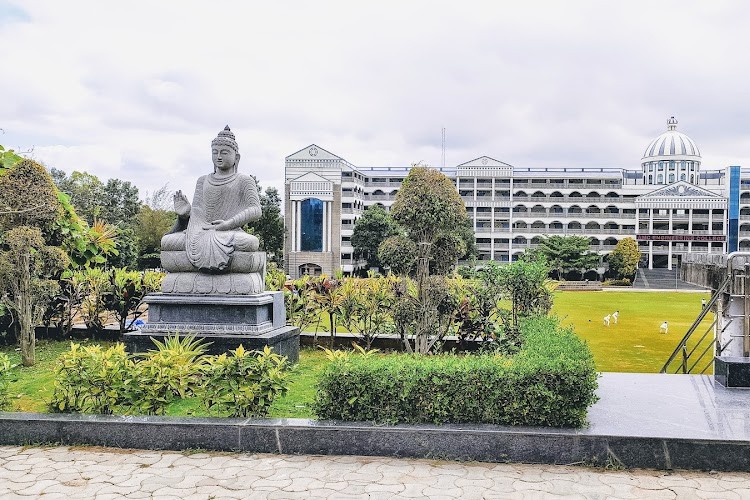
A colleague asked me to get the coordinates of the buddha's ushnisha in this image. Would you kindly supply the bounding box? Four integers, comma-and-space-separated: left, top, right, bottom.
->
161, 126, 261, 272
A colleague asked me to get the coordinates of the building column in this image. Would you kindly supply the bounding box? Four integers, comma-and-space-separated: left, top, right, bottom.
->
668, 242, 673, 271
328, 201, 332, 253
688, 208, 693, 234
669, 209, 673, 234
322, 201, 328, 252
649, 241, 654, 269
289, 200, 296, 254
709, 209, 713, 235
649, 209, 654, 233
295, 201, 302, 252
635, 209, 639, 234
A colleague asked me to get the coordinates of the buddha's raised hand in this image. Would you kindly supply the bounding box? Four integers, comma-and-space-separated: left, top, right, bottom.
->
174, 190, 191, 216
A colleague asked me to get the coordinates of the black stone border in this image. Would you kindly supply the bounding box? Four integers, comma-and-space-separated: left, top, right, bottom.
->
1, 412, 748, 472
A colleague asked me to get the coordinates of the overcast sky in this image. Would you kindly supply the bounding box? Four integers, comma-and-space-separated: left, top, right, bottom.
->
2, 1, 749, 206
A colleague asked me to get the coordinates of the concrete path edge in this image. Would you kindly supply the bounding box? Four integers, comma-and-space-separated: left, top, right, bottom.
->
1, 412, 748, 472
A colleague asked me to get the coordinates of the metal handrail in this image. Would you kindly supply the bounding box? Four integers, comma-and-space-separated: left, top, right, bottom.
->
660, 274, 730, 373
687, 338, 717, 374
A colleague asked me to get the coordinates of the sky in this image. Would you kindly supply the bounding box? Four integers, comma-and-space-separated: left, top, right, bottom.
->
2, 1, 750, 208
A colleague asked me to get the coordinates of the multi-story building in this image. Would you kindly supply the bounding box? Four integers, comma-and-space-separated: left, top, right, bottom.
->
284, 118, 745, 279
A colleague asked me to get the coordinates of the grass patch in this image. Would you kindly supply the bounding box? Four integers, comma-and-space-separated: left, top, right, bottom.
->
552, 291, 712, 373
2, 340, 115, 412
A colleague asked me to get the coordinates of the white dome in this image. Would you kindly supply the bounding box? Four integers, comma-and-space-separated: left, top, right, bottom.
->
642, 117, 701, 159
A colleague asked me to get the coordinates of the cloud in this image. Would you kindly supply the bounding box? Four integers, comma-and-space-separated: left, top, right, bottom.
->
1, 0, 749, 205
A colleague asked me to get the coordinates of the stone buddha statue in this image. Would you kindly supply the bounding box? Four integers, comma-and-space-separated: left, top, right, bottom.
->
159, 126, 266, 294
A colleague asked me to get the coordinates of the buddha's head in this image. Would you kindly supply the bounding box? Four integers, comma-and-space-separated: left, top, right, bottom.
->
211, 125, 240, 174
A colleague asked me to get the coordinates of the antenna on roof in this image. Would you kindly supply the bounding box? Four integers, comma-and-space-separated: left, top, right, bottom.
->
441, 127, 446, 169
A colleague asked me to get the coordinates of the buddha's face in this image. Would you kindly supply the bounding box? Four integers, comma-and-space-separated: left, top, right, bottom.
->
212, 147, 237, 173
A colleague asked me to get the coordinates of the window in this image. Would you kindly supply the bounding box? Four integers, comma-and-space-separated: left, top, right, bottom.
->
657, 174, 663, 183
669, 173, 675, 183
680, 174, 686, 181
300, 198, 323, 252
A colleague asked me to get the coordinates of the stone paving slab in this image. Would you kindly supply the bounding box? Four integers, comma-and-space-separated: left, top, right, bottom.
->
1, 445, 750, 499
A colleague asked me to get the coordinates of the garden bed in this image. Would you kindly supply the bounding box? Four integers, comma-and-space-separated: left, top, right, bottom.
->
0, 342, 326, 418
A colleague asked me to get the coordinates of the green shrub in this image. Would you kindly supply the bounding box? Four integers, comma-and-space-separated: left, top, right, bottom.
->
105, 268, 164, 333
128, 335, 208, 415
49, 343, 133, 414
265, 261, 286, 291
201, 345, 288, 417
0, 352, 14, 410
314, 317, 598, 427
603, 278, 631, 286
48, 336, 208, 415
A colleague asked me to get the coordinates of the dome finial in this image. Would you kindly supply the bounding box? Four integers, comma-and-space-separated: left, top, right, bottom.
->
667, 116, 677, 131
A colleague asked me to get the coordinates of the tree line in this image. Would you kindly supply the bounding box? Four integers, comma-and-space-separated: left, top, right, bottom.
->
0, 145, 285, 365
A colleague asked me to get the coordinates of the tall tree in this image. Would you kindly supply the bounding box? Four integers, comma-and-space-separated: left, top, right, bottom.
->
607, 237, 640, 279
351, 205, 400, 269
246, 179, 284, 264
100, 178, 141, 228
52, 170, 105, 225
136, 203, 176, 270
385, 166, 471, 353
0, 159, 69, 366
537, 235, 600, 280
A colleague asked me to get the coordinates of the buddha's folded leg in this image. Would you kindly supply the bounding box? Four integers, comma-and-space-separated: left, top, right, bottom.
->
161, 250, 194, 272
161, 231, 186, 251
233, 231, 259, 252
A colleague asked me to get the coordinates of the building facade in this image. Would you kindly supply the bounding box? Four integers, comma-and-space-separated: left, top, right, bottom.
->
284, 118, 746, 279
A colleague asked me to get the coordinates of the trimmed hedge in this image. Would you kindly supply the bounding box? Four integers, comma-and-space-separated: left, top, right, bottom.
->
314, 317, 598, 427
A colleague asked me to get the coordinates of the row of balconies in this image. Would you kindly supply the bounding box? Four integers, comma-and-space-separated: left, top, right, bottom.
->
510, 195, 631, 202
509, 210, 635, 218
365, 194, 396, 201
366, 181, 403, 188
507, 211, 714, 220
503, 182, 621, 189
474, 229, 622, 235
461, 195, 631, 203
473, 226, 724, 235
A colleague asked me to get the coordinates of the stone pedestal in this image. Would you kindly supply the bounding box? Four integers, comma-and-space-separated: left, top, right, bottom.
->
124, 291, 299, 363
714, 356, 750, 388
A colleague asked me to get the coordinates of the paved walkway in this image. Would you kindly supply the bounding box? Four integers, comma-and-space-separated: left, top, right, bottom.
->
1, 446, 749, 499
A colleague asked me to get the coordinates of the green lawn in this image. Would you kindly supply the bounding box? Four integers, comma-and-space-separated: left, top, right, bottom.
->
552, 290, 713, 373
0, 290, 715, 415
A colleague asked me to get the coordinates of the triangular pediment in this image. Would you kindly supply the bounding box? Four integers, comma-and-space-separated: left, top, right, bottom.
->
286, 144, 341, 161
637, 181, 724, 200
290, 172, 331, 183
457, 156, 513, 168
